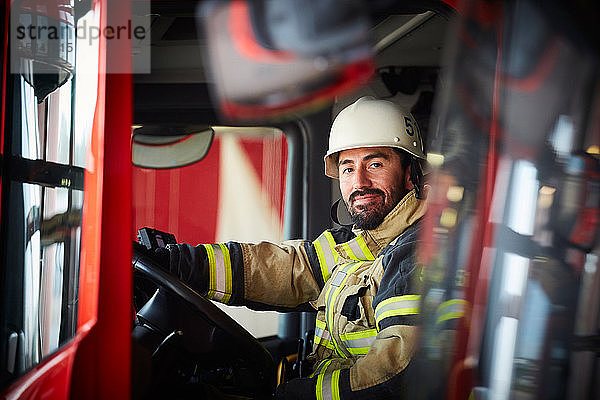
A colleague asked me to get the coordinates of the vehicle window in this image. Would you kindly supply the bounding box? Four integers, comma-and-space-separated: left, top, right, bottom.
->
132, 127, 288, 337
0, 3, 97, 388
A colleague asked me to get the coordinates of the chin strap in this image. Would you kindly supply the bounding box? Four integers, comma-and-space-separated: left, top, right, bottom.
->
410, 158, 425, 199
330, 198, 354, 227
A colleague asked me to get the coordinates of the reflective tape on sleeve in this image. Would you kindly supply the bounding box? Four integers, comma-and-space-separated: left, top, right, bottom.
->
340, 329, 377, 355
313, 231, 339, 282
315, 361, 341, 400
203, 243, 232, 304
436, 299, 468, 324
374, 295, 421, 328
331, 369, 341, 400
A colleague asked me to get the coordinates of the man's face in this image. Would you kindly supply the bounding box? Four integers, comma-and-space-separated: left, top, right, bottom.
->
338, 147, 410, 230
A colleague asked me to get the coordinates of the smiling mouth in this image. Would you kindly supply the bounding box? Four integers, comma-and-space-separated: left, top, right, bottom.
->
353, 194, 381, 204
350, 190, 385, 208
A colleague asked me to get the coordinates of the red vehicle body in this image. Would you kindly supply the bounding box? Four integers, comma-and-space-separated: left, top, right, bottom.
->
1, 0, 599, 399
1, 1, 133, 397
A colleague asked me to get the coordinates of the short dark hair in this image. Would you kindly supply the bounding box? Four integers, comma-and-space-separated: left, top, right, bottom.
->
392, 148, 412, 169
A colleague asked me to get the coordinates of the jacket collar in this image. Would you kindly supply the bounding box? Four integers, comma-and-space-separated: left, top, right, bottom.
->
335, 187, 427, 260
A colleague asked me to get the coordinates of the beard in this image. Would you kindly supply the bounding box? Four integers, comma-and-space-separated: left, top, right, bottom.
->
347, 186, 406, 230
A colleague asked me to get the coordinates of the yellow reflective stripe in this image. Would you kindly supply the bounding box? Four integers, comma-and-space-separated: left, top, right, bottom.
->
323, 232, 338, 263
313, 232, 339, 282
316, 361, 341, 400
340, 329, 377, 355
346, 346, 370, 355
317, 338, 335, 350
313, 240, 329, 282
374, 295, 421, 327
376, 294, 421, 309
339, 329, 377, 340
438, 312, 464, 323
314, 319, 335, 350
313, 239, 331, 283
316, 372, 325, 400
436, 299, 468, 324
315, 360, 335, 400
219, 243, 232, 304
310, 359, 331, 378
322, 339, 335, 350
203, 244, 232, 304
438, 298, 467, 311
326, 263, 357, 358
331, 369, 341, 400
204, 244, 217, 299
324, 262, 364, 358
341, 242, 358, 260
340, 235, 375, 261
355, 235, 376, 260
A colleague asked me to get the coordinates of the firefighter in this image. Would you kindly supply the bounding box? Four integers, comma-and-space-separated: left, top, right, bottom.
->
161, 96, 427, 399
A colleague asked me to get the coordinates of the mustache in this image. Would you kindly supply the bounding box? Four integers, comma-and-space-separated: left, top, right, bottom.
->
349, 188, 385, 203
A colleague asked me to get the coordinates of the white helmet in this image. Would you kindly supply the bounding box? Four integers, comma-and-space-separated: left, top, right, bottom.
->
324, 96, 426, 178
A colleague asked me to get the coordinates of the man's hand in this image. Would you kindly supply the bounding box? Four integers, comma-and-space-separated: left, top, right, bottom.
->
152, 246, 171, 268
153, 244, 209, 296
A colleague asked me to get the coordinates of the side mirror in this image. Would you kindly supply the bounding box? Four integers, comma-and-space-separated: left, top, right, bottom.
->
132, 126, 214, 169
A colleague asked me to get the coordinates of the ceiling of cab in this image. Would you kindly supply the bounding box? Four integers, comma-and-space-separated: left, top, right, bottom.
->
133, 0, 452, 125
375, 13, 448, 67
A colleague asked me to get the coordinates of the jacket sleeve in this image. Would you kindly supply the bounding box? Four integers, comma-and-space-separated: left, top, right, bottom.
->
163, 227, 354, 310
276, 326, 420, 400
277, 224, 423, 399
238, 240, 321, 309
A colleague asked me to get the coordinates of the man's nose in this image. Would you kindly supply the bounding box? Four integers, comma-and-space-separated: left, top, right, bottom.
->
353, 167, 372, 190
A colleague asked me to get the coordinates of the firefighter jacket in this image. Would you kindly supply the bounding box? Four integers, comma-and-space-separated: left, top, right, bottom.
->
164, 188, 426, 399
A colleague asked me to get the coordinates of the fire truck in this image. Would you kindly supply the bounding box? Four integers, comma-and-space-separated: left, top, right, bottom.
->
0, 0, 599, 399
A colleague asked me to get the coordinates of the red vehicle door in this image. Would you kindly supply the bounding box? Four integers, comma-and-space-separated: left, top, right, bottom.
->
1, 0, 133, 398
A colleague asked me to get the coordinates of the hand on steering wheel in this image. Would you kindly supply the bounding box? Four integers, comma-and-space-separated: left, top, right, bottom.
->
132, 242, 276, 398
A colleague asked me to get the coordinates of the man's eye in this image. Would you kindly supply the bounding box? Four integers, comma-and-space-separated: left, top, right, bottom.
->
370, 162, 383, 168
341, 167, 354, 174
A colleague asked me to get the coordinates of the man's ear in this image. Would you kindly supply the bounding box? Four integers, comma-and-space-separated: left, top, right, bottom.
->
404, 164, 414, 190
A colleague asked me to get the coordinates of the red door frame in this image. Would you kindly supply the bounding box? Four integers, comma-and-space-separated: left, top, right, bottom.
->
1, 1, 132, 398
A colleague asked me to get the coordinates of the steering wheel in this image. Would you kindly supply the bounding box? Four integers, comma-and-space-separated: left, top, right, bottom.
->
131, 242, 275, 398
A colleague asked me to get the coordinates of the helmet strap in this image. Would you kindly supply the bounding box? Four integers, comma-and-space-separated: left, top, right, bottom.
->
410, 158, 425, 199
330, 198, 354, 227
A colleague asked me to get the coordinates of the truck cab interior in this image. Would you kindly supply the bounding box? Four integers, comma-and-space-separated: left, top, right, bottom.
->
129, 1, 454, 398
1, 0, 600, 399
127, 1, 455, 395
